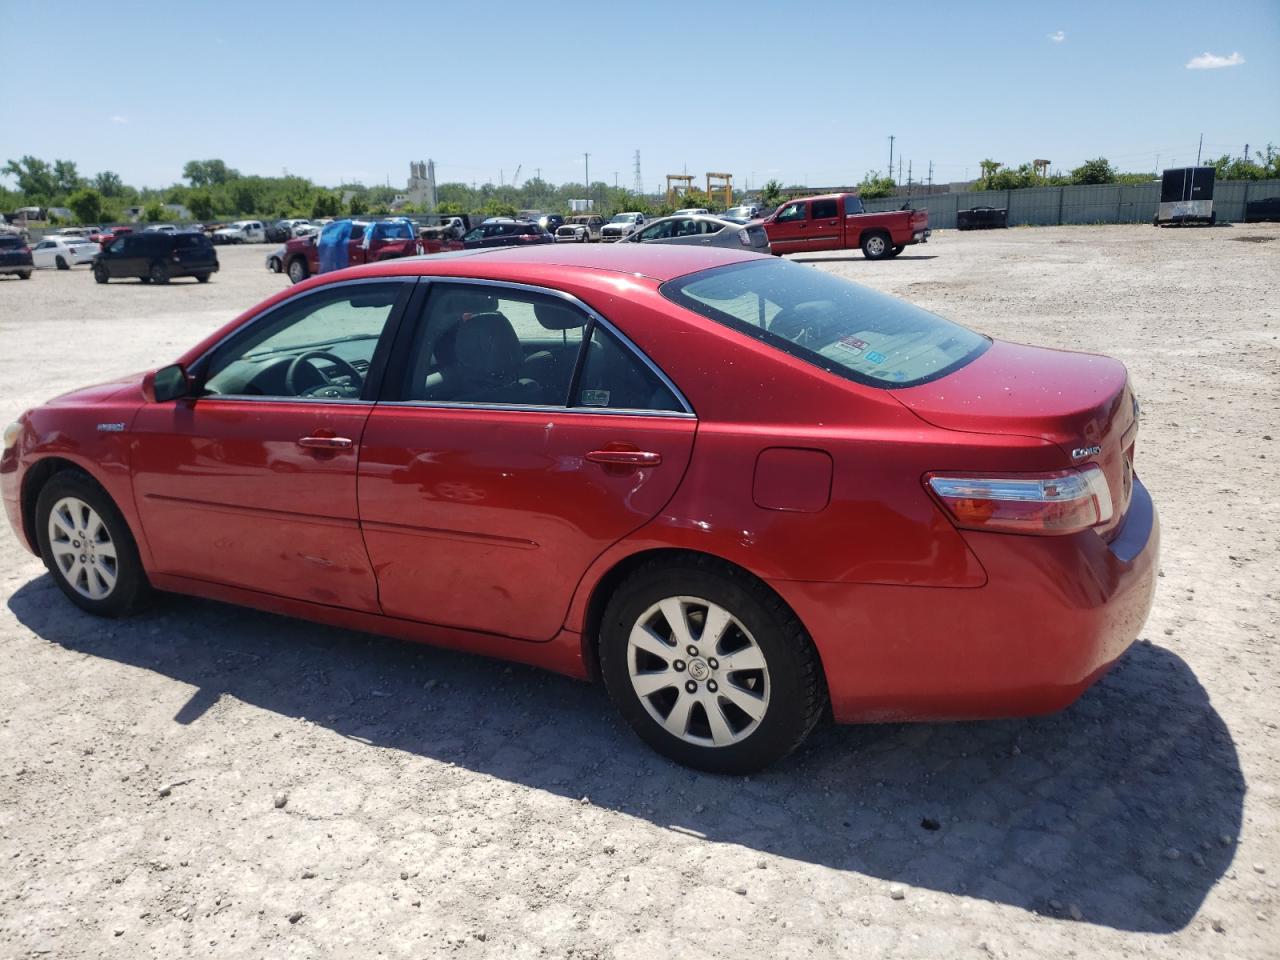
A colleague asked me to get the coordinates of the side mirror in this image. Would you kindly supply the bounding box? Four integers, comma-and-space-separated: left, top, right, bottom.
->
143, 364, 192, 403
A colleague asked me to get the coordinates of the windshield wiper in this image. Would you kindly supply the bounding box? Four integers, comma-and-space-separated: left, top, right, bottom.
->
245, 332, 379, 360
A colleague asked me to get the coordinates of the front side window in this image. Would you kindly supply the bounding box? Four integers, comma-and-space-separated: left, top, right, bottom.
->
775, 202, 806, 222
663, 258, 987, 388
201, 281, 405, 399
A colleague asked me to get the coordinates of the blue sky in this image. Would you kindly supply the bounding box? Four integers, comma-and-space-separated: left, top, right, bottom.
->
3, 0, 1277, 191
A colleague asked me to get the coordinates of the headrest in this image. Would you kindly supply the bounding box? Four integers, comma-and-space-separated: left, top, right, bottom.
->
434, 290, 498, 318
454, 312, 522, 380
533, 301, 584, 331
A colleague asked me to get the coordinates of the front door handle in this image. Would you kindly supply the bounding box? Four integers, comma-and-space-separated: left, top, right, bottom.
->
298, 435, 353, 450
586, 449, 662, 466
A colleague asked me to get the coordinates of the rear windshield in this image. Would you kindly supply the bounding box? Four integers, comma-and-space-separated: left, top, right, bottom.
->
176, 233, 212, 249
662, 258, 987, 388
0, 236, 24, 248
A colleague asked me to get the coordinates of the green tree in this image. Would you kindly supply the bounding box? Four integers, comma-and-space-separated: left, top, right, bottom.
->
1070, 157, 1116, 185
348, 195, 368, 216
857, 170, 897, 199
481, 198, 518, 218
53, 159, 82, 195
310, 192, 341, 219
437, 200, 464, 216
759, 179, 785, 208
3, 156, 57, 200
67, 188, 104, 224
188, 189, 215, 221
183, 159, 239, 188
231, 183, 258, 214
93, 170, 125, 197
143, 201, 166, 222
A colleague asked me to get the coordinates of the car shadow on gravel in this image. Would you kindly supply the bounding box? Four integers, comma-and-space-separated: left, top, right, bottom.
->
790, 255, 939, 263
9, 577, 1242, 933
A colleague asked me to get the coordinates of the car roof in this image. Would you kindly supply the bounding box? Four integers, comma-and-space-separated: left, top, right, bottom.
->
347, 242, 763, 282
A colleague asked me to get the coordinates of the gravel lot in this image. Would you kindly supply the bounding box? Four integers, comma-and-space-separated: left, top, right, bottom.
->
1, 226, 1277, 959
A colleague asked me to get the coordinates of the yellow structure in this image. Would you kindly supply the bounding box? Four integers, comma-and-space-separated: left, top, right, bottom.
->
666, 174, 695, 206
706, 172, 733, 209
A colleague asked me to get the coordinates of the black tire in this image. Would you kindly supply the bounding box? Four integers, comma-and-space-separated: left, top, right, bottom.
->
598, 556, 827, 774
35, 470, 149, 618
93, 264, 109, 284
195, 273, 210, 283
18, 270, 32, 280
55, 255, 69, 271
287, 258, 308, 284
888, 245, 905, 258
861, 231, 892, 260
139, 276, 152, 283
149, 261, 170, 284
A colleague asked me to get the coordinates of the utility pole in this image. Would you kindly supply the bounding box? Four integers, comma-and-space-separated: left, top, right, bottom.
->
1155, 154, 1160, 177
907, 160, 912, 189
632, 150, 643, 195
1195, 133, 1203, 167
613, 171, 619, 189
898, 158, 903, 184
927, 160, 933, 189
888, 135, 895, 182
583, 153, 590, 209
535, 167, 541, 181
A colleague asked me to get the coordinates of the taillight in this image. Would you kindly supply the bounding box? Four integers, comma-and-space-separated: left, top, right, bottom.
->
925, 465, 1113, 536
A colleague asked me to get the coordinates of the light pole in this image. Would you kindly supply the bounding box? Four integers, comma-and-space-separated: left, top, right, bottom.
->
584, 153, 590, 209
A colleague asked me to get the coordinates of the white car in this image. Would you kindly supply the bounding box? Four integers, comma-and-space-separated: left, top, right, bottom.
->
31, 236, 100, 269
600, 212, 647, 242
288, 220, 315, 238
673, 207, 711, 216
214, 220, 266, 244
265, 244, 285, 273
144, 224, 178, 233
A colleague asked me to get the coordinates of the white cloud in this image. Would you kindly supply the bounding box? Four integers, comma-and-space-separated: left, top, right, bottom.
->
110, 115, 128, 124
1186, 51, 1245, 69
1048, 30, 1065, 42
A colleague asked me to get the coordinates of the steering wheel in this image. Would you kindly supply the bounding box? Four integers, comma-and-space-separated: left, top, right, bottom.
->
285, 350, 364, 397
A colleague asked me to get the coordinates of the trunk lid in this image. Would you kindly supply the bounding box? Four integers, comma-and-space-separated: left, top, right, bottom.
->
895, 339, 1138, 537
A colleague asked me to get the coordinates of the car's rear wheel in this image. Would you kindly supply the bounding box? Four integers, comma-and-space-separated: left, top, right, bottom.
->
287, 258, 308, 284
93, 264, 108, 284
861, 232, 891, 260
55, 255, 69, 270
149, 261, 170, 284
599, 557, 826, 773
18, 270, 32, 280
35, 471, 149, 617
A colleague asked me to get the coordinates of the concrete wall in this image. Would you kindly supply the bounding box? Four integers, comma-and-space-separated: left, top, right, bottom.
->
861, 179, 1280, 228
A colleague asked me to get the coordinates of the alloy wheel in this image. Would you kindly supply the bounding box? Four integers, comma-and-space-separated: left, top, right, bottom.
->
47, 496, 117, 600
626, 596, 770, 747
866, 235, 886, 256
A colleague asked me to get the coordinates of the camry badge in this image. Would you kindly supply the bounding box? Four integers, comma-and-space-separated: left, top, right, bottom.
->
1071, 444, 1102, 459
96, 423, 126, 433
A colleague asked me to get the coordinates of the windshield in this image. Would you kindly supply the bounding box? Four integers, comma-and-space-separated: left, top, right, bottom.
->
610, 214, 637, 223
662, 259, 988, 388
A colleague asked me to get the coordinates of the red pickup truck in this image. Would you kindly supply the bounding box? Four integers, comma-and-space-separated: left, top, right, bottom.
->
762, 193, 929, 259
283, 219, 422, 284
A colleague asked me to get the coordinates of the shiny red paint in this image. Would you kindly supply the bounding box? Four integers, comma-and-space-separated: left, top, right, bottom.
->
1, 244, 1158, 725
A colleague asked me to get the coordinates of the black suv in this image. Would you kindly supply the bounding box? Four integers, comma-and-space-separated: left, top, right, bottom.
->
0, 233, 33, 280
93, 231, 219, 284
462, 221, 554, 249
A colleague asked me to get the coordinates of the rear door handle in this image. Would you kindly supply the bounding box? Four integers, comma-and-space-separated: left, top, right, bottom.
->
298, 435, 353, 449
586, 449, 662, 466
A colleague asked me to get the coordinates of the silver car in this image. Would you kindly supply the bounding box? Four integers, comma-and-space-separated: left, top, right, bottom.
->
624, 214, 771, 254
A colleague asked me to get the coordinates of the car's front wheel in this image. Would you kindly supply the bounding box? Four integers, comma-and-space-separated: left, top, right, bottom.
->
287, 258, 308, 284
195, 273, 210, 283
18, 270, 32, 280
93, 264, 108, 284
149, 261, 170, 284
599, 558, 826, 773
35, 471, 149, 617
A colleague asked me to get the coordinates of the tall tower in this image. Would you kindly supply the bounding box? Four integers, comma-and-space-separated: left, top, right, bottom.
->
633, 150, 644, 196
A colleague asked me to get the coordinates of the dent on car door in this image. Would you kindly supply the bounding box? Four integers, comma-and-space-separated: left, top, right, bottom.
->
357, 280, 698, 641
130, 279, 413, 610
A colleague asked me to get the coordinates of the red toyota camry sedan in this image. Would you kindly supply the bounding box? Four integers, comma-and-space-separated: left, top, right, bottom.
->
0, 245, 1158, 772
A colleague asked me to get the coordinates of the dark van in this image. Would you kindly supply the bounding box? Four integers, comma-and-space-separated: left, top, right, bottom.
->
93, 231, 219, 284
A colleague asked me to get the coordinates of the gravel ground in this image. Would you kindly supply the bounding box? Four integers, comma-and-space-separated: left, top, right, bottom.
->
1, 226, 1277, 959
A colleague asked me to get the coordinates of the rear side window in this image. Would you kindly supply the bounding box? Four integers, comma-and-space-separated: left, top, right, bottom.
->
576, 325, 683, 412
663, 258, 988, 388
845, 196, 865, 215
176, 234, 212, 249
811, 199, 838, 218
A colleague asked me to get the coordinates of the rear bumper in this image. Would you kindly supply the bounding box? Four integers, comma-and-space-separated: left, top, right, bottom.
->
772, 475, 1159, 724
0, 263, 33, 274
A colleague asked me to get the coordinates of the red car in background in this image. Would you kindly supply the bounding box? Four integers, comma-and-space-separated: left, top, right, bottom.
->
0, 245, 1157, 772
282, 218, 422, 284
763, 193, 930, 259
91, 225, 133, 248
